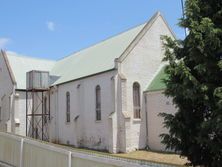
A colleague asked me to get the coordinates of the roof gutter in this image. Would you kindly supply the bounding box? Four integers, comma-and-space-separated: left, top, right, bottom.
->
143, 88, 166, 93
15, 68, 117, 91
50, 68, 116, 87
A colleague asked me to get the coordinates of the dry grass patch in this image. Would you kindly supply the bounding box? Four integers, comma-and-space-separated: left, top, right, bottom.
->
58, 143, 189, 166
115, 150, 188, 166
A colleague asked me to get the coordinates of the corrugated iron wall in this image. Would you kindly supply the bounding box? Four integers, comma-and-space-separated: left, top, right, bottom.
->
0, 132, 175, 167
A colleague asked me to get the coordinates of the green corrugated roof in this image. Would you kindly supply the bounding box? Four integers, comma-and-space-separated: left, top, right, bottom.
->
50, 23, 146, 85
6, 23, 146, 89
6, 52, 56, 89
146, 66, 168, 92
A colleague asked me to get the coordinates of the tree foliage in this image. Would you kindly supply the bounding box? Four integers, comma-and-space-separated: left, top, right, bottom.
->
160, 0, 222, 166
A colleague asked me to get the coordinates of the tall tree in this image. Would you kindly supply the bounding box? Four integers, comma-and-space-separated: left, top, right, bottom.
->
160, 0, 222, 166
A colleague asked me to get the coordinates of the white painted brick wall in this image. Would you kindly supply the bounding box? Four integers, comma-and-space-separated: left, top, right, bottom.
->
146, 90, 177, 151
120, 15, 175, 151
50, 70, 117, 151
14, 91, 30, 136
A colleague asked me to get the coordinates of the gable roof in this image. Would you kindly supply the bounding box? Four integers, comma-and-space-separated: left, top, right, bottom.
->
4, 12, 173, 89
146, 66, 168, 92
6, 52, 56, 89
50, 22, 147, 85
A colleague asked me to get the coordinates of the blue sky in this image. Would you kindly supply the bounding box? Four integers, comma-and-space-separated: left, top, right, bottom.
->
0, 0, 184, 60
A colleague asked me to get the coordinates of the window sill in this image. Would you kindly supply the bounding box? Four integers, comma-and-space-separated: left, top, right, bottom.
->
133, 118, 142, 123
95, 120, 102, 123
65, 122, 71, 125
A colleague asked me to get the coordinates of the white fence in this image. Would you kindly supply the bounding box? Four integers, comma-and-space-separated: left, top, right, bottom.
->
0, 132, 175, 167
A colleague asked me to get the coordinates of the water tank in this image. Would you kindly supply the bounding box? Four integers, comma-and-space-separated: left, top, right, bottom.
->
26, 70, 49, 90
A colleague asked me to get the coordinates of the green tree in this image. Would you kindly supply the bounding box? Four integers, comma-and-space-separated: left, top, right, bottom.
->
160, 0, 222, 166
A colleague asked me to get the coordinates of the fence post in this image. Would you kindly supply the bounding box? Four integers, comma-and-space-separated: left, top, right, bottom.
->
19, 138, 24, 167
68, 151, 72, 167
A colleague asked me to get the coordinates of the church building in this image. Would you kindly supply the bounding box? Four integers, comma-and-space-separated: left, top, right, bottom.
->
0, 12, 177, 153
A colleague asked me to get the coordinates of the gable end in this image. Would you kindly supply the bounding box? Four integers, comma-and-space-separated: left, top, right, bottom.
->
0, 50, 16, 86
118, 12, 176, 63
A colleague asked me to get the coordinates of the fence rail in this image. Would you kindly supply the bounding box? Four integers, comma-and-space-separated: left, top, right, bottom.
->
0, 132, 175, 167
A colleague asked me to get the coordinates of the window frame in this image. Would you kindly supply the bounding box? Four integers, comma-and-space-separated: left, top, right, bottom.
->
133, 82, 141, 119
95, 85, 101, 121
66, 91, 71, 123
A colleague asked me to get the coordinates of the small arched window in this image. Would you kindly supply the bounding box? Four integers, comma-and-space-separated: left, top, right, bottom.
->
133, 82, 141, 119
66, 92, 70, 123
95, 85, 101, 121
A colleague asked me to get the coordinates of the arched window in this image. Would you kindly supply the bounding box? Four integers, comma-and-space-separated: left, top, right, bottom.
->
66, 92, 70, 122
95, 85, 101, 121
133, 82, 141, 118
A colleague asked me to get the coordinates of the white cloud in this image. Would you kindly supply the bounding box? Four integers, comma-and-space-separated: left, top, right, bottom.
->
0, 38, 10, 49
46, 21, 55, 31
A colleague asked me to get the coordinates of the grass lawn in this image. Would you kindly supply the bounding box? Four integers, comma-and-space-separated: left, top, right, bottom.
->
115, 150, 188, 166
59, 144, 188, 166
